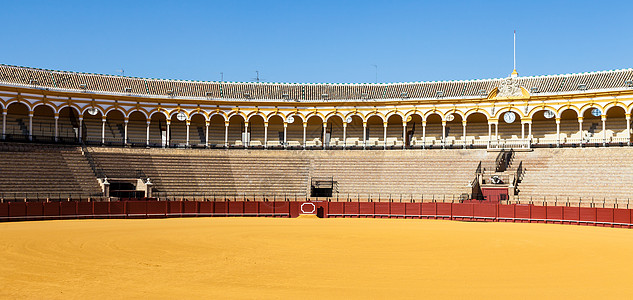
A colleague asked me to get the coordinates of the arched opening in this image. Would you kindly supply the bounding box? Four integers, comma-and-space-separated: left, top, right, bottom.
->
582, 107, 603, 145
208, 114, 225, 148
127, 111, 147, 146
386, 114, 403, 148
227, 114, 245, 148
444, 113, 463, 148
305, 115, 323, 148
497, 110, 521, 141
559, 109, 579, 145
58, 106, 80, 143
405, 114, 423, 148
326, 115, 344, 148
248, 115, 265, 148
532, 110, 558, 145
189, 114, 207, 147
83, 108, 104, 145
465, 112, 488, 148
286, 115, 303, 148
168, 112, 187, 147
345, 115, 364, 148
32, 105, 55, 142
425, 113, 442, 148
606, 106, 627, 144
267, 115, 284, 148
5, 102, 30, 141
105, 110, 125, 145
366, 115, 384, 148
149, 112, 167, 147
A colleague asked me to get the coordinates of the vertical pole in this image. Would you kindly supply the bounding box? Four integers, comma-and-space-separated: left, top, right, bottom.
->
224, 121, 229, 148
488, 122, 491, 142
528, 122, 532, 143
494, 123, 498, 140
383, 122, 387, 150
186, 120, 190, 147
283, 122, 287, 149
146, 120, 150, 147
602, 115, 607, 146
342, 122, 347, 149
205, 121, 209, 148
363, 122, 367, 150
166, 120, 171, 147
402, 122, 407, 149
1, 110, 6, 140
441, 121, 446, 149
54, 115, 59, 142
78, 117, 83, 142
521, 122, 525, 140
422, 120, 426, 149
124, 119, 128, 145
462, 120, 467, 149
626, 114, 631, 146
556, 118, 560, 147
101, 117, 106, 144
578, 117, 583, 147
28, 113, 33, 141
323, 122, 327, 150
302, 122, 307, 149
244, 122, 249, 148
264, 122, 268, 149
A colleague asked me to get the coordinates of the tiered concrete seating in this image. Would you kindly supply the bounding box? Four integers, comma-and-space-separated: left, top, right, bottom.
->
0, 143, 102, 198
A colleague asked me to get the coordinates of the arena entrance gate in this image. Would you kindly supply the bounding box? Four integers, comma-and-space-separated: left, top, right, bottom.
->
310, 177, 337, 197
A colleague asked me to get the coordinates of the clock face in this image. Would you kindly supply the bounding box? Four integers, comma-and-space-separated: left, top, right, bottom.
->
87, 108, 98, 116
176, 112, 187, 121
345, 117, 353, 123
503, 112, 516, 123
591, 108, 601, 117
445, 114, 455, 122
287, 116, 295, 123
543, 110, 555, 119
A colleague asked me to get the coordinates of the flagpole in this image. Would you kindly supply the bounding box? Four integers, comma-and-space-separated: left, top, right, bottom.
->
513, 30, 516, 71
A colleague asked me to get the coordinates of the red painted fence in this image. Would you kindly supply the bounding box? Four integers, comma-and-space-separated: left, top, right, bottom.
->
1, 201, 632, 228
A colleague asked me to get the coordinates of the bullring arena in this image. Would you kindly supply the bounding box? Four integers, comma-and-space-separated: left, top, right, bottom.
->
2, 64, 633, 298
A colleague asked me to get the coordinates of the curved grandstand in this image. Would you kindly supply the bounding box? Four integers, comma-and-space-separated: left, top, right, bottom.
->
1, 64, 633, 208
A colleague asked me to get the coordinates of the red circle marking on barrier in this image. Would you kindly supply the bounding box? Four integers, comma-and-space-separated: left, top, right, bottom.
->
301, 203, 316, 214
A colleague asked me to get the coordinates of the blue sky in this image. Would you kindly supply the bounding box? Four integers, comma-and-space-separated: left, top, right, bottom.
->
2, 1, 631, 83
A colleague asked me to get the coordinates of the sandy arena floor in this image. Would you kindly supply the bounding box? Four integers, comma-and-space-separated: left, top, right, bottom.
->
1, 217, 632, 299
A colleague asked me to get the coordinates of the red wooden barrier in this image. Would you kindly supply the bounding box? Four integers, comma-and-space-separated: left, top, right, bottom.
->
214, 201, 228, 216
451, 203, 473, 220
546, 206, 563, 223
359, 202, 374, 217
26, 202, 43, 217
168, 201, 183, 215
344, 202, 360, 217
563, 207, 580, 223
405, 203, 420, 217
109, 202, 125, 217
43, 202, 60, 217
473, 204, 496, 219
531, 205, 546, 223
421, 202, 436, 217
80, 202, 96, 216
515, 205, 530, 222
328, 202, 344, 217
375, 202, 390, 217
146, 201, 166, 217
228, 201, 244, 216
289, 202, 301, 218
182, 201, 197, 216
0, 203, 9, 218
126, 201, 147, 217
498, 204, 514, 221
258, 202, 275, 216
244, 201, 259, 216
596, 208, 614, 226
272, 202, 290, 217
436, 203, 451, 218
60, 202, 77, 216
390, 203, 406, 218
613, 209, 631, 227
579, 207, 597, 224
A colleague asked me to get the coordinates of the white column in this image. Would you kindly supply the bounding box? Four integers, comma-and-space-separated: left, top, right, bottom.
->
323, 123, 327, 150
441, 121, 446, 149
101, 118, 106, 144
224, 122, 229, 148
1, 110, 6, 140
264, 122, 268, 149
488, 122, 491, 142
205, 121, 209, 148
244, 122, 249, 148
166, 121, 171, 147
28, 113, 33, 141
185, 120, 190, 147
462, 121, 467, 149
422, 121, 426, 149
403, 122, 407, 149
146, 121, 150, 146
342, 123, 347, 149
283, 122, 288, 149
54, 115, 59, 142
123, 119, 128, 145
528, 122, 532, 142
521, 122, 525, 140
78, 118, 83, 142
383, 122, 387, 150
556, 118, 560, 147
362, 122, 367, 150
626, 114, 631, 146
602, 115, 607, 146
578, 117, 583, 147
494, 123, 498, 140
302, 123, 307, 149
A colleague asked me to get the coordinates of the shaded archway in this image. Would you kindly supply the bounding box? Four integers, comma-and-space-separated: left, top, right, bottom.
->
32, 105, 55, 142
5, 102, 30, 140
189, 114, 207, 147
497, 111, 521, 141
345, 115, 364, 148
83, 108, 104, 145
386, 114, 403, 148
305, 115, 323, 148
606, 106, 627, 144
105, 110, 125, 145
425, 113, 443, 148
208, 114, 225, 148
286, 115, 303, 148
169, 113, 187, 147
559, 109, 579, 145
465, 112, 488, 148
127, 111, 147, 146
532, 110, 558, 145
582, 107, 603, 145
326, 115, 344, 148
149, 113, 167, 147
366, 115, 384, 148
248, 115, 265, 147
444, 113, 463, 148
58, 106, 80, 142
227, 114, 245, 147
405, 114, 423, 148
267, 115, 284, 148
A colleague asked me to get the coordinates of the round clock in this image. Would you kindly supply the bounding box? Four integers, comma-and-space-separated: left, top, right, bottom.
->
503, 111, 516, 123
176, 112, 187, 121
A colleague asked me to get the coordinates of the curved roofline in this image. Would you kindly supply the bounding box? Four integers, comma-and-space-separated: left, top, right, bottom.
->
2, 63, 631, 86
